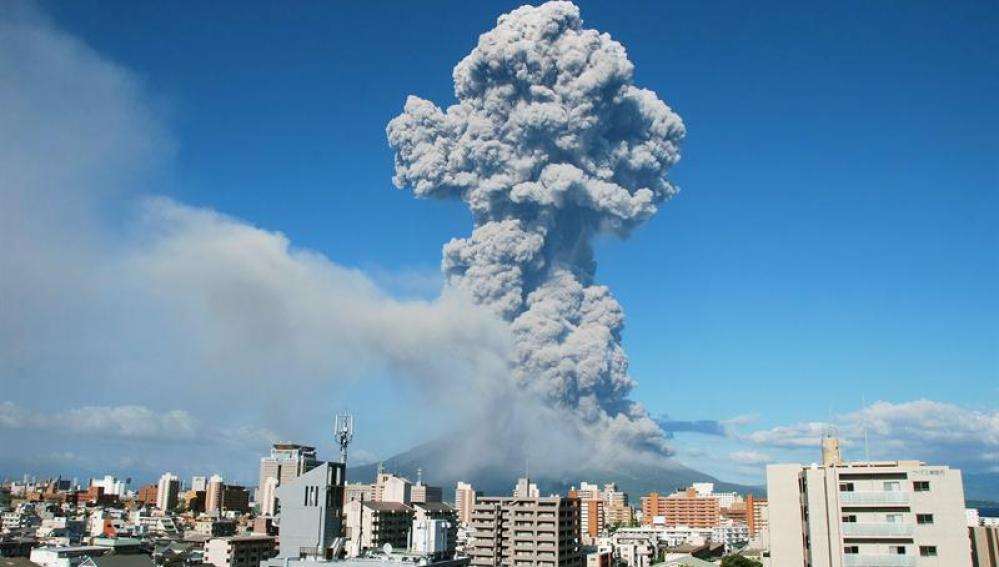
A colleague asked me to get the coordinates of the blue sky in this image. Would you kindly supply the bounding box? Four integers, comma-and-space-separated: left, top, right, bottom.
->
2, 0, 996, 487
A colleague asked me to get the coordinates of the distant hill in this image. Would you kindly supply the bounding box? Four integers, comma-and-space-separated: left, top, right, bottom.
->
346, 440, 999, 505
345, 437, 760, 501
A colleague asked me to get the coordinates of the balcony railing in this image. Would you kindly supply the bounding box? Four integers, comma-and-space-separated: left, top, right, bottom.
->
841, 523, 914, 537
839, 491, 910, 505
843, 555, 916, 567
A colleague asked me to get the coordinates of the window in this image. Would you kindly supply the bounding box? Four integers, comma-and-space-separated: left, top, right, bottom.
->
917, 514, 934, 525
883, 481, 901, 492
920, 546, 938, 557
914, 481, 930, 492
844, 546, 859, 554
891, 546, 907, 555
842, 515, 857, 523
886, 513, 903, 524
839, 483, 855, 492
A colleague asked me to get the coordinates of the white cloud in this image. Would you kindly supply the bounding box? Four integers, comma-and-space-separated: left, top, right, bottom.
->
741, 400, 999, 472
0, 401, 278, 447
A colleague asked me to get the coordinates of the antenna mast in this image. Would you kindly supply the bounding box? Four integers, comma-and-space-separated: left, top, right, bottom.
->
335, 414, 353, 465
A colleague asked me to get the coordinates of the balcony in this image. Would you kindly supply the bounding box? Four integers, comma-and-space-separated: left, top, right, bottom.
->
841, 523, 914, 537
839, 492, 910, 506
843, 555, 915, 567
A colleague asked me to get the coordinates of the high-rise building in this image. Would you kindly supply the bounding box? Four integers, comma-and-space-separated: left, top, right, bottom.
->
767, 437, 971, 567
412, 482, 444, 504
156, 473, 180, 512
258, 443, 319, 517
468, 479, 583, 567
454, 482, 479, 526
191, 476, 208, 492
571, 482, 632, 543
640, 487, 719, 528
206, 475, 225, 514
273, 462, 346, 560
746, 495, 767, 540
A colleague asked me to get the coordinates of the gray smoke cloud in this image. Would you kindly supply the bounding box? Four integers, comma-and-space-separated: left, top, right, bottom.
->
387, 1, 685, 456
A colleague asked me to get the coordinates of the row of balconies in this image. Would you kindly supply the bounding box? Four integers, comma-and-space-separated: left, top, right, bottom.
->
841, 523, 914, 537
839, 492, 910, 505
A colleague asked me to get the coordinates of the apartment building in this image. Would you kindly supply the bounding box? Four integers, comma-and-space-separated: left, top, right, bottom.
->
468, 481, 583, 567
970, 526, 999, 567
767, 436, 971, 567
205, 535, 277, 567
640, 489, 719, 528
344, 500, 414, 557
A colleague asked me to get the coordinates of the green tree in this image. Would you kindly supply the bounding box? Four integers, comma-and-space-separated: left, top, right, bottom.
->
719, 556, 762, 567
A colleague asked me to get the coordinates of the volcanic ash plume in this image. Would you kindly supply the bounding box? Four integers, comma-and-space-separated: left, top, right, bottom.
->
387, 1, 685, 457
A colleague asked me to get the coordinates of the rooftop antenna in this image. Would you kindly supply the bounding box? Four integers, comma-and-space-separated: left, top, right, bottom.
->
335, 414, 353, 465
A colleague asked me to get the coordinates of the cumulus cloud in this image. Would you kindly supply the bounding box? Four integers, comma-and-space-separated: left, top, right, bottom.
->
387, 0, 685, 460
741, 400, 999, 472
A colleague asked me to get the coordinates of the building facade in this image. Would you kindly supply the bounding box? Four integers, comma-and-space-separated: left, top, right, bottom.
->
156, 473, 180, 512
455, 482, 479, 526
468, 482, 583, 567
258, 443, 319, 517
640, 489, 719, 528
205, 536, 277, 567
274, 462, 346, 560
767, 439, 971, 567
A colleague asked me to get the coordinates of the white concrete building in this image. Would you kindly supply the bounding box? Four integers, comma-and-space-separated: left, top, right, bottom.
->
30, 546, 110, 567
767, 438, 971, 567
156, 473, 180, 512
90, 476, 128, 498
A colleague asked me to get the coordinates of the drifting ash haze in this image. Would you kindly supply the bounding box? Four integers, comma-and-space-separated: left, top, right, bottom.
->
388, 1, 686, 469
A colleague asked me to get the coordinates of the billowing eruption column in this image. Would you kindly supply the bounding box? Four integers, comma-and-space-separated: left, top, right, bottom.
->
388, 1, 685, 456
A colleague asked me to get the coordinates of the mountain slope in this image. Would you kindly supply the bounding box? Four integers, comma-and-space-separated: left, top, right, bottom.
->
346, 437, 760, 500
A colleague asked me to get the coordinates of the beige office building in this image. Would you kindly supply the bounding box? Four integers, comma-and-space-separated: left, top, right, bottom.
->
258, 443, 319, 517
468, 480, 583, 567
767, 437, 971, 567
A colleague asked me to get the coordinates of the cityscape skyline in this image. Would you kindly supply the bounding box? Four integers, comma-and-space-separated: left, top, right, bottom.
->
1, 0, 997, 492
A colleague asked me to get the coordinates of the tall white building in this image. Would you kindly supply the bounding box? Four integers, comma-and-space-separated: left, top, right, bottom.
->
191, 476, 208, 492
258, 443, 319, 517
90, 476, 128, 498
156, 473, 180, 512
767, 437, 971, 567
